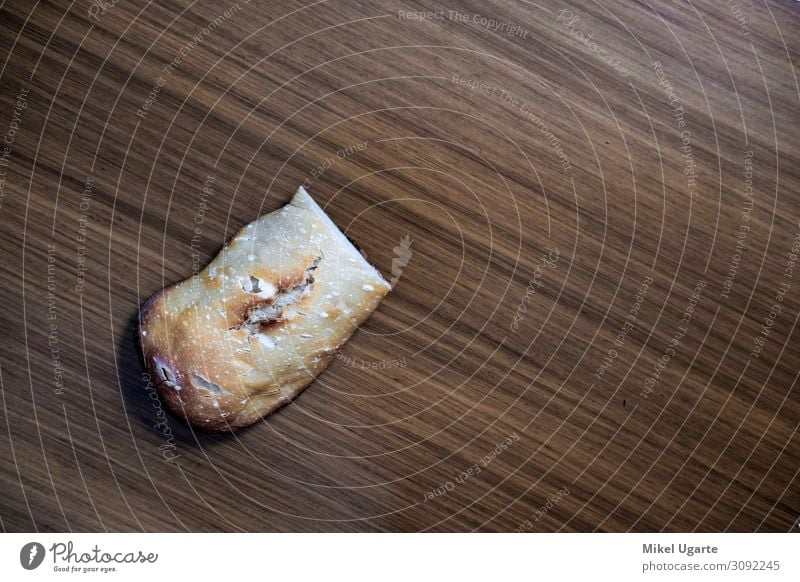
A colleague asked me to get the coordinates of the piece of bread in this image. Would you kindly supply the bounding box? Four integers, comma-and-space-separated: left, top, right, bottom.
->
138, 187, 390, 431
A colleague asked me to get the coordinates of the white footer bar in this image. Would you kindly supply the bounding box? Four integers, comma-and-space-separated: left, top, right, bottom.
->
1, 533, 797, 581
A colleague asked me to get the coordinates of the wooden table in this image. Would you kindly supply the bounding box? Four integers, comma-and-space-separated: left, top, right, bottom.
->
1, 0, 798, 532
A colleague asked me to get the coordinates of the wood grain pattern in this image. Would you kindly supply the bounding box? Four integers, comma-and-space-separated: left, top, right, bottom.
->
0, 0, 798, 532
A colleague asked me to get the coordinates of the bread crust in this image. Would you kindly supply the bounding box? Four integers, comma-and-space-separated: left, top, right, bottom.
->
137, 187, 390, 431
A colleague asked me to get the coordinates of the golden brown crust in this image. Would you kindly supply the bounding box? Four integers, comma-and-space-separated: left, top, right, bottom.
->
137, 187, 390, 431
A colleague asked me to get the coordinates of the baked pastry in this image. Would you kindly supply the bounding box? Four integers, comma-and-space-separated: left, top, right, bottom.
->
138, 186, 390, 431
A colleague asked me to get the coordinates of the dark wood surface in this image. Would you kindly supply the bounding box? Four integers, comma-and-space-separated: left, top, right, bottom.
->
1, 0, 798, 532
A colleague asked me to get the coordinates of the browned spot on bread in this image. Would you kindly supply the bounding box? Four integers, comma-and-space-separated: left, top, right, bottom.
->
227, 256, 322, 333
